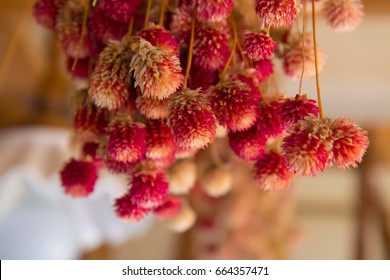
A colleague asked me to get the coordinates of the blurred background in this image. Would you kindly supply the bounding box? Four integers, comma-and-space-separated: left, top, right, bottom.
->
0, 0, 390, 259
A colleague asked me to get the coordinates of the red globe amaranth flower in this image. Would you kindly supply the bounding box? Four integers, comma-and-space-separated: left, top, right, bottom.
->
242, 31, 277, 61
234, 70, 262, 99
323, 0, 364, 32
255, 0, 299, 28
136, 94, 170, 120
99, 0, 141, 23
114, 194, 150, 221
169, 88, 216, 150
209, 79, 259, 132
33, 0, 59, 30
129, 171, 169, 208
60, 159, 98, 198
193, 22, 230, 70
228, 124, 266, 161
330, 117, 369, 169
170, 5, 193, 45
89, 40, 133, 110
106, 120, 146, 164
254, 151, 293, 191
66, 57, 90, 79
130, 39, 184, 100
138, 25, 180, 56
282, 115, 333, 176
89, 7, 128, 45
253, 59, 274, 83
154, 195, 182, 219
82, 142, 100, 159
277, 94, 319, 130
194, 0, 234, 21
145, 121, 175, 160
257, 102, 284, 138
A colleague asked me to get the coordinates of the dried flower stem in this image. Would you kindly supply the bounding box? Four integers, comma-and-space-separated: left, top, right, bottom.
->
220, 16, 238, 81
128, 16, 135, 36
183, 10, 195, 89
144, 0, 153, 28
92, 0, 98, 6
159, 0, 168, 26
299, 0, 307, 94
311, 0, 324, 119
72, 0, 90, 71
236, 41, 250, 68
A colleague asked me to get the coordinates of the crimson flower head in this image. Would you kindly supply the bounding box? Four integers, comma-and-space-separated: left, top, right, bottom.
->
170, 5, 193, 45
114, 194, 150, 221
282, 115, 334, 176
209, 79, 260, 132
169, 88, 216, 150
66, 57, 91, 79
330, 117, 369, 169
138, 25, 180, 56
254, 151, 294, 191
242, 31, 277, 61
253, 59, 274, 83
136, 94, 170, 120
255, 0, 299, 28
194, 0, 234, 21
323, 0, 364, 32
106, 120, 146, 164
33, 0, 59, 30
257, 101, 284, 138
145, 120, 175, 160
60, 159, 98, 198
99, 0, 141, 23
153, 195, 183, 220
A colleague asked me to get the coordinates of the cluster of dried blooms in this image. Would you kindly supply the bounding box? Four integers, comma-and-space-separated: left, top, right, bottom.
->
34, 0, 368, 231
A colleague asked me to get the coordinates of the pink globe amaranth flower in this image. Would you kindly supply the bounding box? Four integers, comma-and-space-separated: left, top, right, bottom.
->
99, 0, 141, 23
154, 195, 182, 220
323, 0, 364, 32
60, 158, 98, 198
89, 39, 133, 110
129, 171, 169, 208
255, 0, 299, 28
253, 59, 274, 83
137, 25, 180, 56
330, 117, 369, 169
257, 102, 284, 138
242, 31, 277, 61
89, 7, 128, 45
170, 5, 193, 45
66, 56, 91, 79
106, 120, 146, 164
187, 63, 219, 91
277, 94, 319, 130
33, 0, 59, 30
130, 38, 184, 100
282, 115, 334, 176
168, 88, 216, 150
114, 194, 150, 221
194, 0, 234, 21
145, 120, 175, 160
228, 124, 266, 161
234, 70, 263, 99
253, 151, 294, 191
136, 94, 170, 120
193, 21, 230, 71
209, 79, 260, 132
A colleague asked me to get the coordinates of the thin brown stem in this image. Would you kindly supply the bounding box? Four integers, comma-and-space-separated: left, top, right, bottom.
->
72, 0, 90, 71
92, 0, 98, 6
128, 16, 135, 36
144, 0, 153, 28
299, 0, 307, 94
183, 10, 196, 89
159, 0, 168, 26
236, 41, 250, 68
311, 0, 324, 119
220, 16, 238, 81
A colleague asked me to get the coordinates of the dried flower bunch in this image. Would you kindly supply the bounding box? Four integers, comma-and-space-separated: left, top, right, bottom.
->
34, 0, 368, 230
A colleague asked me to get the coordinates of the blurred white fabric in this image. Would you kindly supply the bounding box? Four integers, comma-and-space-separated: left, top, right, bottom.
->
0, 127, 152, 259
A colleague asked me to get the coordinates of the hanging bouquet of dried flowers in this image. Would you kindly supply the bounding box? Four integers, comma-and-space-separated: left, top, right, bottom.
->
33, 0, 368, 232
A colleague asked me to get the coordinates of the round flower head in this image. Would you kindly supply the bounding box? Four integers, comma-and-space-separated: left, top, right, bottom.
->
170, 5, 193, 45
242, 31, 277, 61
33, 0, 59, 30
193, 21, 230, 70
228, 124, 266, 161
209, 79, 259, 132
129, 170, 169, 208
277, 94, 319, 130
169, 88, 216, 150
145, 120, 175, 160
257, 101, 284, 138
89, 39, 134, 110
99, 0, 141, 23
153, 195, 183, 220
114, 194, 150, 221
168, 203, 196, 232
194, 0, 234, 21
136, 94, 170, 120
323, 0, 364, 32
167, 159, 197, 195
255, 0, 299, 28
60, 158, 98, 198
202, 168, 233, 198
253, 59, 274, 83
282, 115, 334, 176
66, 56, 91, 79
235, 69, 263, 99
106, 120, 146, 164
104, 156, 134, 174
138, 25, 180, 56
130, 38, 184, 100
89, 7, 128, 45
330, 117, 369, 169
254, 151, 293, 191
